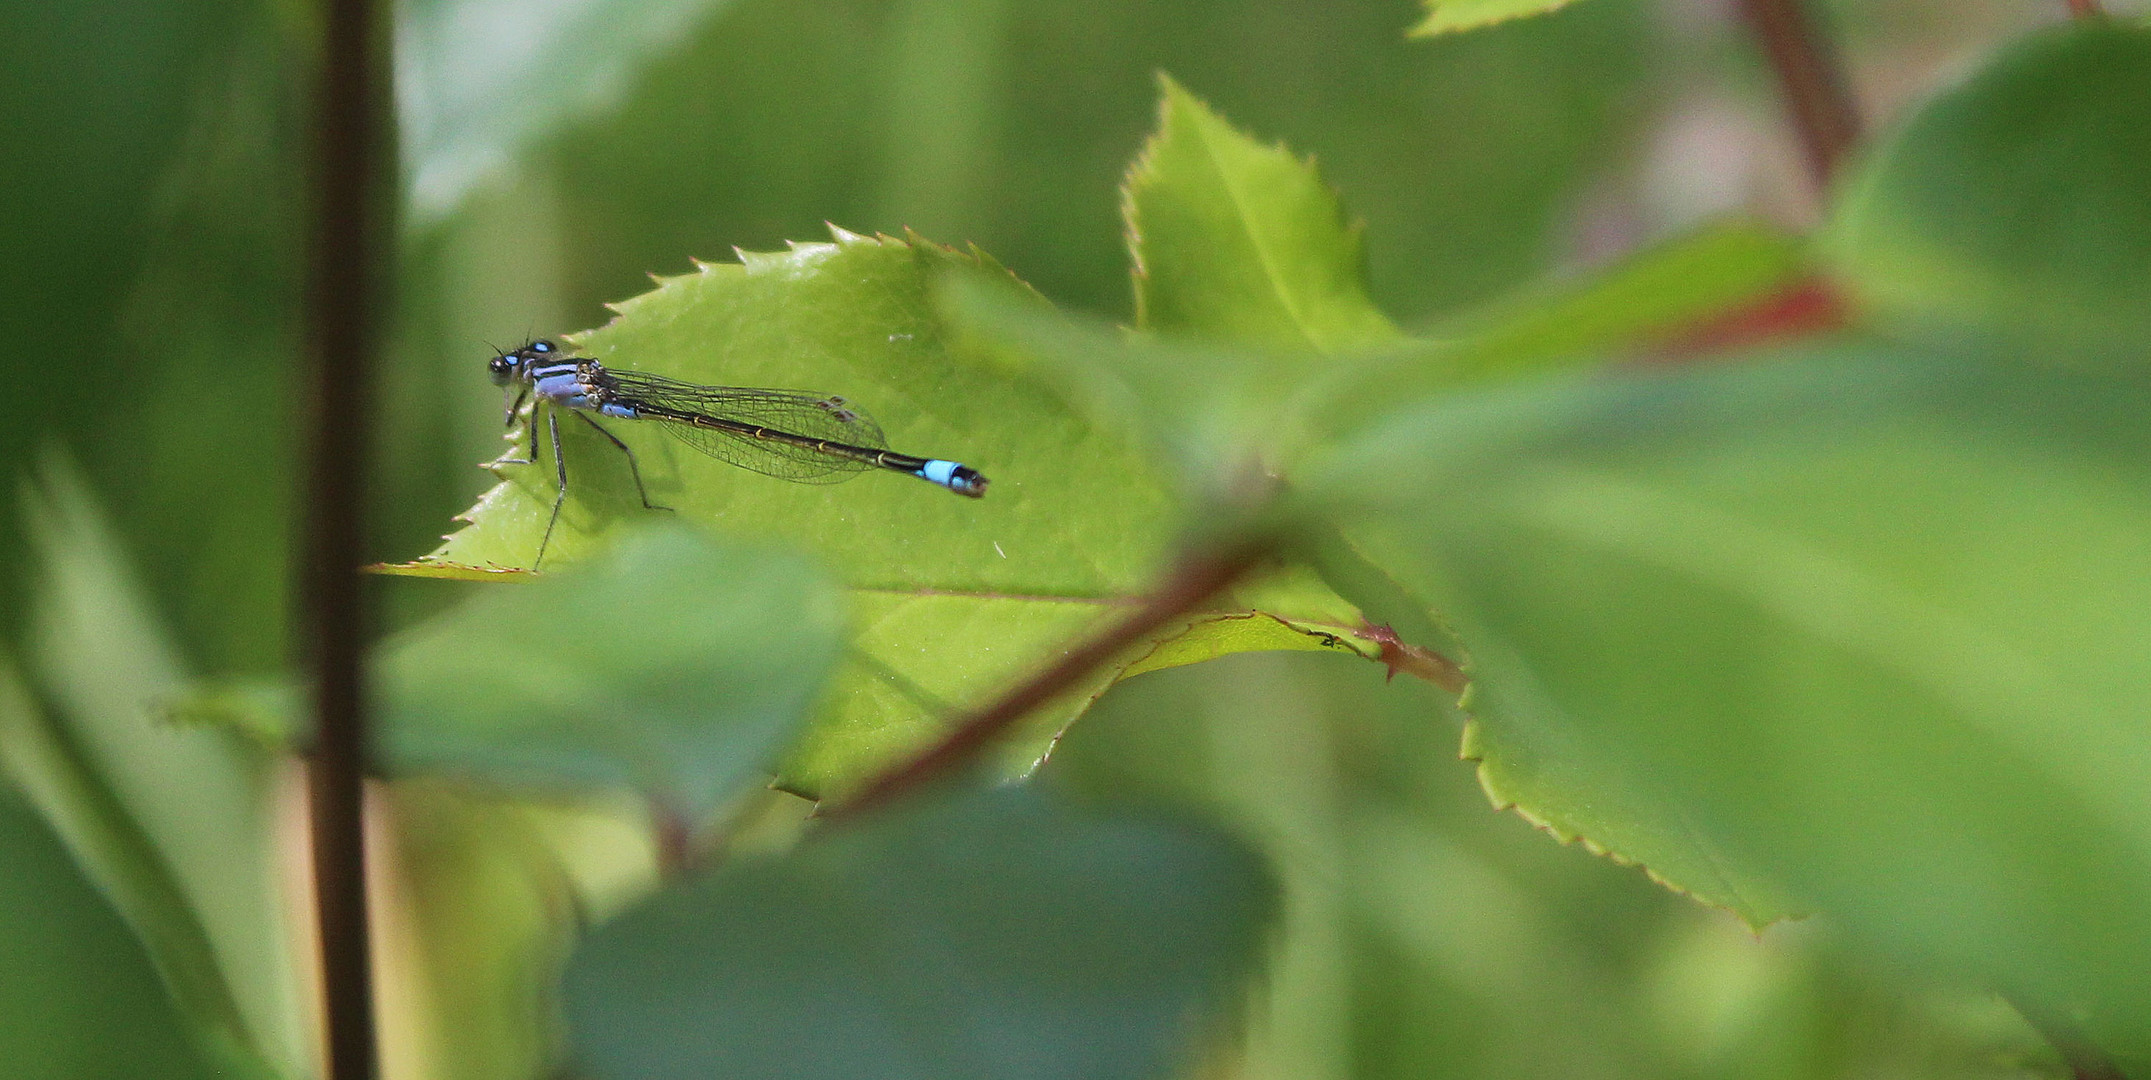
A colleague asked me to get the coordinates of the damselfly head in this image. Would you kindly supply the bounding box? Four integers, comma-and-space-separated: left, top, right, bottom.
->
491, 339, 560, 384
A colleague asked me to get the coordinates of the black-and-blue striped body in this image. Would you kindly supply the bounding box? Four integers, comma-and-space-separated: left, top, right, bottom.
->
490, 338, 988, 506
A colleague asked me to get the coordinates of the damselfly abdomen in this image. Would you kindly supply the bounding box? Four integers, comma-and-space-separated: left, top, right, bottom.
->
491, 339, 987, 566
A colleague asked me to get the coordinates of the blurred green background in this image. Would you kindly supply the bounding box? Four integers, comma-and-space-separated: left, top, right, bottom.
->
0, 0, 2110, 1075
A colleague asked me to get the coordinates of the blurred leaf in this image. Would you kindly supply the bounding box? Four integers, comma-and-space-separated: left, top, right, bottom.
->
1309, 340, 2151, 1048
954, 219, 1807, 497
405, 231, 1367, 800
0, 655, 274, 1079
399, 0, 740, 219
1049, 651, 2070, 1080
1309, 220, 1811, 438
376, 781, 582, 1080
0, 783, 221, 1080
563, 783, 1274, 1080
1126, 75, 1398, 351
1826, 20, 2151, 365
0, 0, 290, 673
12, 460, 302, 1076
1409, 0, 1588, 37
382, 526, 842, 821
941, 276, 1325, 489
1458, 702, 1800, 927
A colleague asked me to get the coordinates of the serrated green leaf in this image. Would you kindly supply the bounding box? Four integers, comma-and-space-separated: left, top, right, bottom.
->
1126, 75, 1398, 352
1309, 340, 2151, 1046
1826, 20, 2151, 365
1409, 0, 1588, 37
382, 526, 841, 821
1461, 709, 1801, 926
1326, 516, 1796, 928
563, 783, 1274, 1080
12, 460, 301, 1077
420, 230, 1170, 583
408, 229, 1364, 800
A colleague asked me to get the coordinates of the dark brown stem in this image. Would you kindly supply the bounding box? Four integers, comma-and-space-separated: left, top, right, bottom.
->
2064, 0, 2103, 18
651, 805, 696, 879
2010, 996, 2126, 1080
828, 539, 1273, 821
1733, 0, 1862, 191
304, 0, 386, 1075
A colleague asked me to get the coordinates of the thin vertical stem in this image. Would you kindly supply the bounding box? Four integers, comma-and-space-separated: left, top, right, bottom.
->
1733, 0, 1863, 191
304, 0, 384, 1074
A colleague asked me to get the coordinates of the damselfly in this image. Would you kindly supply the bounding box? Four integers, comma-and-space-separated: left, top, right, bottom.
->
491, 339, 988, 566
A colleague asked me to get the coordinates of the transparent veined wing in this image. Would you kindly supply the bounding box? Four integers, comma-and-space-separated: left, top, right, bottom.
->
597, 368, 890, 483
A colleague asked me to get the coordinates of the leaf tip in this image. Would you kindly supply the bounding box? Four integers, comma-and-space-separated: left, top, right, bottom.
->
1408, 0, 1585, 38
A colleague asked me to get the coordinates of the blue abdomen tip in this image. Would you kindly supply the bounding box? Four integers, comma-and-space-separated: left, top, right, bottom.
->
919, 459, 988, 497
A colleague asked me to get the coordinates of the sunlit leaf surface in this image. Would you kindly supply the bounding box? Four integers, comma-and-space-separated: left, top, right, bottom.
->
408, 230, 1365, 798
1126, 75, 1398, 352
1409, 0, 1589, 37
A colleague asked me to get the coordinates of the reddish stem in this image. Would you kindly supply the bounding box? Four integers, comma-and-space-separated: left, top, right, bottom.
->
2064, 0, 2103, 17
1733, 0, 1863, 191
1654, 277, 1849, 360
651, 804, 697, 879
828, 540, 1272, 821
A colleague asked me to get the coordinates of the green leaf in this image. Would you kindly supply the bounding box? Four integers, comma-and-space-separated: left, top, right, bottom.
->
1460, 703, 1801, 926
400, 0, 742, 218
0, 785, 222, 1079
407, 230, 1366, 800
0, 656, 276, 1079
1826, 20, 2151, 365
1310, 340, 2151, 1045
1409, 0, 1589, 37
1126, 75, 1399, 352
381, 526, 841, 821
11, 460, 301, 1077
563, 783, 1274, 1080
955, 219, 1807, 491
1308, 220, 1811, 438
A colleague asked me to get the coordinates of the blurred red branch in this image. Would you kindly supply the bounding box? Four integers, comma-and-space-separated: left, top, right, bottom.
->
1734, 0, 1862, 191
2065, 0, 2103, 17
828, 539, 1272, 821
1654, 277, 1849, 360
